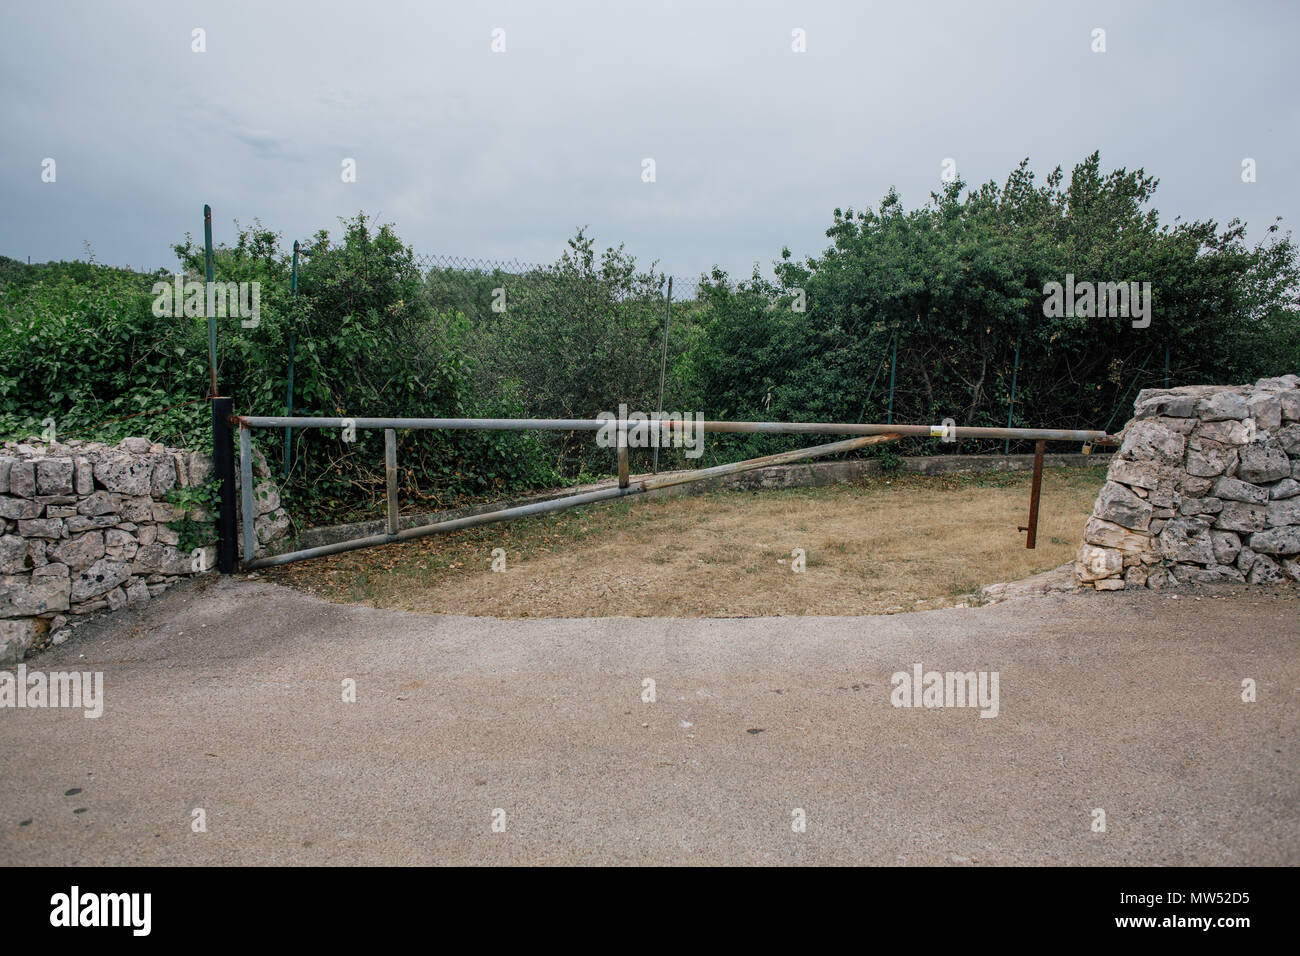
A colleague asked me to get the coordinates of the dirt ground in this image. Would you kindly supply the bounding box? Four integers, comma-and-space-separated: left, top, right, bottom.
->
264, 466, 1107, 617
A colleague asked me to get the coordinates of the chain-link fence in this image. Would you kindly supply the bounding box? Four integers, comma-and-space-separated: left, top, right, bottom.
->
415, 251, 713, 477
409, 249, 1159, 470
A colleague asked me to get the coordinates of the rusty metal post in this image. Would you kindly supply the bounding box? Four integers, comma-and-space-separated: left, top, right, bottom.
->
1018, 438, 1046, 549
385, 428, 399, 535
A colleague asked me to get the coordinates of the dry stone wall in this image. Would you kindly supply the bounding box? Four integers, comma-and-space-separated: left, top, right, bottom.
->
1077, 376, 1300, 590
0, 436, 290, 663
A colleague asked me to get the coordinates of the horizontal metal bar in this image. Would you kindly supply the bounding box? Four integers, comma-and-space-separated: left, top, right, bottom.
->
639, 433, 897, 491
243, 483, 638, 569
242, 433, 900, 570
235, 415, 1117, 444
240, 415, 604, 431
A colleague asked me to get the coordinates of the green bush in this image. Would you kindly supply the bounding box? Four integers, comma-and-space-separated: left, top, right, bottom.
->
2, 153, 1295, 528
689, 153, 1300, 455
0, 217, 560, 525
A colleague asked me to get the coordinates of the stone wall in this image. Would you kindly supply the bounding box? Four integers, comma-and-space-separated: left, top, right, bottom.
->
1077, 376, 1300, 590
0, 436, 290, 662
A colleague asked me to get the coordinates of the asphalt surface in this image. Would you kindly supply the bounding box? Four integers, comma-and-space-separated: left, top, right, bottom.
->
1, 576, 1297, 865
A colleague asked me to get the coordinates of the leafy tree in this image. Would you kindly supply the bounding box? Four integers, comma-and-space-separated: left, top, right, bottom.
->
691, 152, 1299, 455
457, 228, 683, 475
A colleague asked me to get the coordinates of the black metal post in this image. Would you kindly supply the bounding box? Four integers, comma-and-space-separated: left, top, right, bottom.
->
212, 396, 238, 573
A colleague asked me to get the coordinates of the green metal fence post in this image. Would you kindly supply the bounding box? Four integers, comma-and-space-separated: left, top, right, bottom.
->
212, 397, 237, 574
652, 276, 672, 474
204, 204, 217, 397
1004, 338, 1021, 455
886, 331, 898, 425
284, 240, 299, 478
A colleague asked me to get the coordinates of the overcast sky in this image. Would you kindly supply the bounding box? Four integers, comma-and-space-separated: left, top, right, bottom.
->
2, 1, 1297, 281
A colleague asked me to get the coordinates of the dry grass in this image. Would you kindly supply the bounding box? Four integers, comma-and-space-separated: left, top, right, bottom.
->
262, 466, 1107, 617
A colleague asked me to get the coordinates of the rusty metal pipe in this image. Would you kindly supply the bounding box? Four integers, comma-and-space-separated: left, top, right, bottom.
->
639, 433, 898, 491
235, 415, 1117, 444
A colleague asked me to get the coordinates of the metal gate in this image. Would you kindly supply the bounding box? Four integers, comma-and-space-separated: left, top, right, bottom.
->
213, 411, 1116, 572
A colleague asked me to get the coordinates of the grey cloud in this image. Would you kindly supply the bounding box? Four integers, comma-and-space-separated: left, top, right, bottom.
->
0, 0, 1295, 279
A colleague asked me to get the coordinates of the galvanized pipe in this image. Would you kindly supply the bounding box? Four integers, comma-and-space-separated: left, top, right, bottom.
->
244, 483, 640, 569
239, 424, 256, 563
385, 428, 399, 535
235, 415, 1116, 444
242, 433, 899, 570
